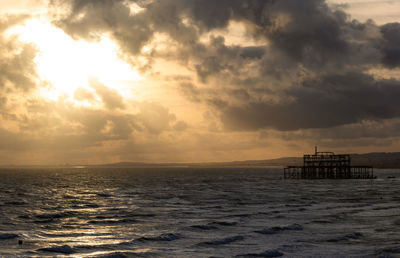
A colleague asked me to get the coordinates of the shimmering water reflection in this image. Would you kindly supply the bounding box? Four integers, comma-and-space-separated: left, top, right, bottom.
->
0, 167, 399, 257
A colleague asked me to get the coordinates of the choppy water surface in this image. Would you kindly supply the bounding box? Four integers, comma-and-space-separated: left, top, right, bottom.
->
0, 167, 399, 257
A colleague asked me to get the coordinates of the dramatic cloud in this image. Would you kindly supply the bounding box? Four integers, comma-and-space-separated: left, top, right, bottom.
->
220, 72, 400, 131
0, 0, 399, 164
380, 22, 400, 67
47, 0, 400, 154
0, 15, 38, 92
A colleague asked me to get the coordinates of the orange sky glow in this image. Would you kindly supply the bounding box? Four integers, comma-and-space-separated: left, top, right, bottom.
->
0, 0, 399, 165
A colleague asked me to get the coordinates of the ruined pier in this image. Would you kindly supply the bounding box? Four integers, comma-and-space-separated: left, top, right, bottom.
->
284, 147, 374, 179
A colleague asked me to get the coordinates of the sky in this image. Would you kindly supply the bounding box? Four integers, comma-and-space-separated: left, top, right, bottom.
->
0, 0, 399, 165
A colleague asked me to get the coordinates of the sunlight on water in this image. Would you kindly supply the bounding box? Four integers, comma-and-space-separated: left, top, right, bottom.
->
0, 168, 399, 257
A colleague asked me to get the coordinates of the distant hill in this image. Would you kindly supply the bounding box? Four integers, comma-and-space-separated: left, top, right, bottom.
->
351, 152, 400, 168
90, 152, 400, 169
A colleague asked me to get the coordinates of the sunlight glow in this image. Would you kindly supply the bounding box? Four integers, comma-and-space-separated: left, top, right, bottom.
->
8, 19, 142, 102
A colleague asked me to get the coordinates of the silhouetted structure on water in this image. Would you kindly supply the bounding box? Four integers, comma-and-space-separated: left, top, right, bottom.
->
284, 147, 374, 179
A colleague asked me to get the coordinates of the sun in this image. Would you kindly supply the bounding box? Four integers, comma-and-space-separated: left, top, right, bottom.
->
8, 19, 142, 102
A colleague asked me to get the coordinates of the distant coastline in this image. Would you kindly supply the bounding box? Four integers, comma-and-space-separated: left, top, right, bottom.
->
3, 152, 400, 169
91, 152, 400, 169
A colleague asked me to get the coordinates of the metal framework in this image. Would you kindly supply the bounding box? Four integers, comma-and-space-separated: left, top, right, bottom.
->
284, 147, 374, 179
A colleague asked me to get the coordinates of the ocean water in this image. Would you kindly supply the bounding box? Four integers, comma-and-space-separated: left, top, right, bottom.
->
0, 167, 399, 257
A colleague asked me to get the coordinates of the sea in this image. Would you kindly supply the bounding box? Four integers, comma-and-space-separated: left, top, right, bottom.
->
0, 167, 399, 257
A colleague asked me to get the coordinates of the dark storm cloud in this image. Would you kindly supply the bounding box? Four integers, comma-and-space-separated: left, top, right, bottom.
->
312, 119, 400, 141
221, 72, 400, 131
245, 1, 348, 62
51, 0, 400, 132
50, 0, 373, 67
51, 0, 394, 68
239, 46, 265, 59
380, 22, 400, 67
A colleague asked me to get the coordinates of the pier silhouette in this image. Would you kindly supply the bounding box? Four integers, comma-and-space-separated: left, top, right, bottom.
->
284, 147, 374, 179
